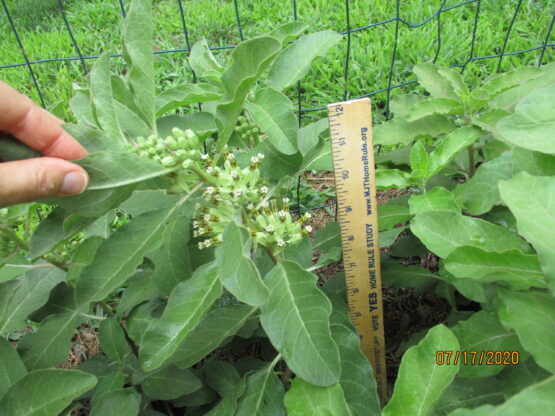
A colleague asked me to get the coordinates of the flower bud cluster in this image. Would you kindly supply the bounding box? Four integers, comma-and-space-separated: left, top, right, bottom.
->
234, 116, 260, 143
130, 128, 202, 168
0, 233, 15, 258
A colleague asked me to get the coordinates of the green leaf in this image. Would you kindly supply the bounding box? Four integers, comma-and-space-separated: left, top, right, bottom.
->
260, 260, 340, 386
0, 254, 30, 284
121, 0, 155, 130
216, 36, 282, 142
410, 211, 530, 258
282, 235, 312, 268
378, 202, 412, 230
156, 83, 221, 116
234, 363, 285, 416
381, 259, 439, 289
512, 148, 555, 177
63, 124, 114, 153
74, 204, 186, 307
410, 141, 429, 179
447, 375, 555, 416
454, 151, 512, 215
189, 39, 224, 80
374, 115, 456, 146
433, 377, 505, 415
77, 152, 176, 191
89, 388, 141, 416
205, 378, 246, 416
413, 64, 460, 100
269, 21, 309, 45
120, 190, 179, 217
331, 324, 381, 416
141, 366, 202, 400
157, 112, 218, 139
451, 310, 525, 378
113, 100, 151, 139
89, 53, 126, 147
0, 369, 96, 416
246, 140, 303, 179
69, 90, 97, 128
99, 317, 133, 364
268, 30, 341, 91
284, 378, 351, 416
496, 358, 551, 397
409, 187, 461, 216
67, 237, 105, 285
171, 304, 257, 369
499, 172, 555, 291
481, 66, 543, 98
383, 324, 459, 416
245, 88, 298, 154
470, 108, 509, 139
139, 262, 222, 371
376, 169, 412, 189
390, 94, 426, 118
215, 223, 268, 306
90, 371, 125, 407
497, 83, 555, 155
498, 288, 555, 374
0, 267, 65, 333
18, 312, 81, 370
205, 361, 241, 397
428, 126, 482, 176
146, 216, 192, 295
0, 337, 27, 398
406, 97, 464, 121
445, 247, 546, 290
379, 226, 406, 247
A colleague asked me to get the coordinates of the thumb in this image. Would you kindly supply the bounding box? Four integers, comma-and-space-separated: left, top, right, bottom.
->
0, 157, 89, 207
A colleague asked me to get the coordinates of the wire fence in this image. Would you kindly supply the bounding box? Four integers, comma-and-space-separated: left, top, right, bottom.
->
1, 0, 554, 214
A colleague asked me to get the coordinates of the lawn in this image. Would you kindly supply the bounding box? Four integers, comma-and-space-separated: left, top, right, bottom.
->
1, 0, 553, 124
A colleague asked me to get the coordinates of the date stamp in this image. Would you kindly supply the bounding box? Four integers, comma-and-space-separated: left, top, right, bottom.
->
436, 350, 520, 366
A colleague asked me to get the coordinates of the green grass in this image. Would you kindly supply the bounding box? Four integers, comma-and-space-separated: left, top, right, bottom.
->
0, 0, 553, 123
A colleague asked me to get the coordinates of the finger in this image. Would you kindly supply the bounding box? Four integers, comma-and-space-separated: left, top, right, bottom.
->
0, 81, 87, 160
0, 158, 89, 207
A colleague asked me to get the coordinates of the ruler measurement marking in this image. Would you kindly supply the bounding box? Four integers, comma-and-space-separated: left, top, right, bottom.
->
327, 98, 387, 406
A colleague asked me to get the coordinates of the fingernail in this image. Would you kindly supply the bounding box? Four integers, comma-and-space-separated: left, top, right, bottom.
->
61, 172, 88, 195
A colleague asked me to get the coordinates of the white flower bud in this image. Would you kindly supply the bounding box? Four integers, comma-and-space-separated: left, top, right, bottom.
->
250, 156, 259, 164
233, 188, 243, 197
205, 187, 215, 195
277, 239, 285, 247
266, 225, 275, 233
304, 225, 313, 233
283, 198, 290, 204
257, 153, 265, 160
201, 154, 210, 160
206, 166, 214, 174
260, 186, 269, 194
278, 210, 287, 218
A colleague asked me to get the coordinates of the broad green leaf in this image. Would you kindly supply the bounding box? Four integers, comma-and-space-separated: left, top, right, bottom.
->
451, 310, 524, 378
512, 148, 555, 176
188, 39, 224, 80
374, 115, 456, 146
433, 377, 505, 415
90, 371, 125, 407
234, 364, 285, 416
410, 141, 429, 179
428, 126, 483, 176
331, 324, 381, 416
390, 93, 426, 118
383, 324, 459, 416
0, 267, 65, 333
141, 366, 202, 400
284, 378, 351, 416
499, 173, 555, 291
126, 299, 163, 346
117, 265, 161, 317
379, 226, 406, 247
99, 317, 133, 364
205, 378, 246, 416
74, 204, 186, 306
0, 369, 96, 416
269, 21, 309, 45
260, 260, 340, 386
77, 152, 176, 191
298, 119, 328, 156
409, 187, 461, 215
146, 216, 192, 295
172, 384, 217, 407
445, 247, 546, 290
157, 112, 218, 139
215, 223, 268, 306
121, 0, 155, 130
381, 259, 439, 289
247, 140, 303, 179
111, 75, 145, 121
67, 237, 104, 285
89, 53, 126, 147
155, 83, 221, 115
410, 211, 530, 258
454, 151, 512, 215
139, 262, 222, 371
470, 108, 509, 139
205, 361, 241, 397
113, 100, 151, 139
302, 139, 332, 171
216, 36, 282, 142
447, 375, 555, 416
268, 30, 341, 91
18, 312, 81, 370
481, 66, 543, 98
413, 64, 459, 100
497, 83, 555, 155
406, 97, 463, 121
378, 202, 412, 230
120, 190, 179, 217
0, 337, 27, 398
376, 169, 412, 189
172, 305, 257, 369
282, 235, 312, 268
496, 358, 551, 397
245, 88, 298, 154
437, 67, 469, 98
0, 254, 29, 284
69, 90, 97, 128
498, 288, 555, 373
89, 388, 140, 416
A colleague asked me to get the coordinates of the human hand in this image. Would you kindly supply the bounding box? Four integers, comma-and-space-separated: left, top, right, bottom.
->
0, 81, 89, 208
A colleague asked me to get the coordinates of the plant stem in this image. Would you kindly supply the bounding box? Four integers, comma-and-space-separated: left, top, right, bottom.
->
467, 145, 475, 178
190, 166, 218, 186
98, 301, 115, 317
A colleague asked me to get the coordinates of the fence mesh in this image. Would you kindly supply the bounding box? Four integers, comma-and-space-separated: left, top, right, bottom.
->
1, 0, 554, 214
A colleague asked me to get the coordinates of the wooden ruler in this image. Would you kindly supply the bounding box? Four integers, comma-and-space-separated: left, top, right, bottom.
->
327, 98, 387, 405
